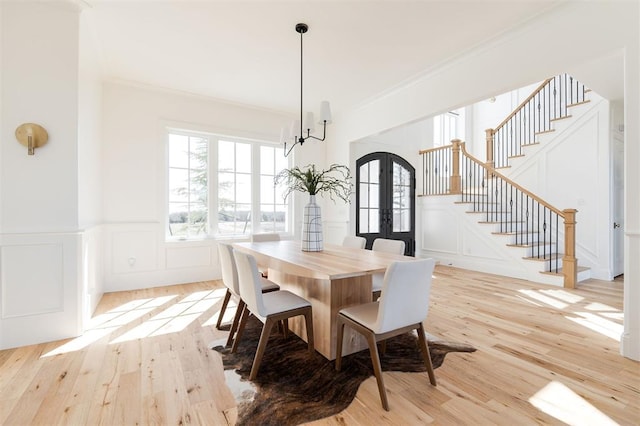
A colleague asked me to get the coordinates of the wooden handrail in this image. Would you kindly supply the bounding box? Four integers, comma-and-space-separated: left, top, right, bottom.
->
493, 77, 554, 133
460, 143, 565, 217
418, 144, 454, 155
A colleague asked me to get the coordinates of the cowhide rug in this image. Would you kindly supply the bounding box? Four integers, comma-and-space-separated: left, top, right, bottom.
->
211, 316, 475, 426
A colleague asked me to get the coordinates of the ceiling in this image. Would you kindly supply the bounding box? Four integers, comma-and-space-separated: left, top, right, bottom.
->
87, 1, 565, 116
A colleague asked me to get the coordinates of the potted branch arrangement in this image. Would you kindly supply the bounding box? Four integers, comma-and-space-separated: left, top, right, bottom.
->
275, 164, 352, 251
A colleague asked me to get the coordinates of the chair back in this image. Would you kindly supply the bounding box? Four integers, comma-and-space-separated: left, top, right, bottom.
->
232, 249, 267, 316
372, 238, 405, 255
375, 258, 436, 334
342, 235, 366, 249
251, 233, 280, 242
218, 243, 239, 295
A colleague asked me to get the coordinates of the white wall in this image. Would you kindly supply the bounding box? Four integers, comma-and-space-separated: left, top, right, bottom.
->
78, 7, 105, 319
1, 2, 79, 233
0, 2, 84, 349
78, 8, 104, 229
101, 82, 294, 291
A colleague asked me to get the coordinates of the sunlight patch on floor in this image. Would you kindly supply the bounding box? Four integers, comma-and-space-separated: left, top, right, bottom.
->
518, 289, 568, 309
110, 289, 225, 344
529, 381, 619, 426
516, 287, 623, 341
566, 312, 623, 341
41, 294, 179, 357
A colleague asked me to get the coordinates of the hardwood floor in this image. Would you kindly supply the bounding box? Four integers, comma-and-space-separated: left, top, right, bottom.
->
0, 266, 637, 425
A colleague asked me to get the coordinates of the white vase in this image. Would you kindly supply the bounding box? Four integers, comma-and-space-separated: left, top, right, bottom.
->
301, 194, 323, 252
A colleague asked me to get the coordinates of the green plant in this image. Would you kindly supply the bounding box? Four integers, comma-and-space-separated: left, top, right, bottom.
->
275, 163, 352, 203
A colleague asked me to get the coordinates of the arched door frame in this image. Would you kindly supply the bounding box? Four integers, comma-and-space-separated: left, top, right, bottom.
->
355, 151, 416, 256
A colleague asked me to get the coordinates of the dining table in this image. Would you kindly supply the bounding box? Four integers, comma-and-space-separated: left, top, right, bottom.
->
232, 240, 411, 360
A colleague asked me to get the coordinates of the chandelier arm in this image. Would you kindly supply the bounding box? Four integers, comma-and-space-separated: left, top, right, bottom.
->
284, 139, 301, 157
304, 121, 328, 142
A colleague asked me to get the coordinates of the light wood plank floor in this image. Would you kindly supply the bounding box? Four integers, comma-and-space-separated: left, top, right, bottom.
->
0, 266, 637, 425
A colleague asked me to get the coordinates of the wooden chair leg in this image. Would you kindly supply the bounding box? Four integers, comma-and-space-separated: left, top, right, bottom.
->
379, 339, 387, 355
231, 304, 250, 353
365, 330, 389, 411
335, 316, 345, 371
303, 308, 314, 353
225, 299, 245, 347
216, 289, 232, 329
417, 323, 437, 386
282, 319, 289, 338
249, 318, 274, 380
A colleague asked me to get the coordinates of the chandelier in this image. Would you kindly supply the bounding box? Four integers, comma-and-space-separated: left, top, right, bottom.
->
283, 23, 332, 157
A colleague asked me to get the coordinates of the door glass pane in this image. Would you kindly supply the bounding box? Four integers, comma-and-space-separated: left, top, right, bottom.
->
359, 163, 369, 183
359, 183, 369, 207
369, 183, 379, 208
393, 209, 410, 232
359, 209, 369, 232
369, 160, 379, 184
369, 209, 379, 233
392, 161, 411, 232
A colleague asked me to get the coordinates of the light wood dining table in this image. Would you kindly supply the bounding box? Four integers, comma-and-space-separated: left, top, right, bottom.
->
232, 240, 411, 360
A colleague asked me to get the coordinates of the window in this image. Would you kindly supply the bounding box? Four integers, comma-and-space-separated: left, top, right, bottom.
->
433, 109, 465, 147
167, 130, 288, 240
168, 133, 209, 238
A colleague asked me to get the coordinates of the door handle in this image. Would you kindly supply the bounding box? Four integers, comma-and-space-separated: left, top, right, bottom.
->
614, 222, 621, 229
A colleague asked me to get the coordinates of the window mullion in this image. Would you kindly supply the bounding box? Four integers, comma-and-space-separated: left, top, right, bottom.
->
209, 136, 218, 236
251, 143, 261, 234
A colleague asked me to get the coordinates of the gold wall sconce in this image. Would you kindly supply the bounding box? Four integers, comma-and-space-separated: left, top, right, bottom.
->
15, 123, 48, 155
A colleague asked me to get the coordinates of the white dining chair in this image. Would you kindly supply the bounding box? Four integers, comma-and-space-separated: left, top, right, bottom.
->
232, 249, 315, 380
250, 233, 280, 277
335, 258, 437, 411
371, 238, 406, 296
217, 243, 279, 347
250, 233, 280, 242
342, 235, 366, 249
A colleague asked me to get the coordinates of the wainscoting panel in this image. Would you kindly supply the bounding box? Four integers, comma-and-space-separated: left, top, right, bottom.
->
166, 245, 212, 269
1, 243, 64, 318
112, 230, 158, 274
0, 233, 81, 350
421, 204, 459, 255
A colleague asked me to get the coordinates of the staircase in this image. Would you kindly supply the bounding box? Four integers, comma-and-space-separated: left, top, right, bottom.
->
419, 74, 593, 288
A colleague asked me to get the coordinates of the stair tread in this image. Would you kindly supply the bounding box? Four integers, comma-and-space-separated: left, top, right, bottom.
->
550, 114, 573, 122
506, 242, 555, 248
492, 231, 540, 236
535, 129, 555, 136
540, 266, 590, 276
478, 220, 525, 225
523, 253, 562, 261
567, 99, 591, 107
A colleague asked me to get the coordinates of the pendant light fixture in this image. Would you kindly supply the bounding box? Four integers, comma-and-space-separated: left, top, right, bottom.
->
283, 23, 332, 157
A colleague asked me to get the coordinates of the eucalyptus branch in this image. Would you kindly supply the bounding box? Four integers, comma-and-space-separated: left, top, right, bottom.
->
275, 163, 353, 203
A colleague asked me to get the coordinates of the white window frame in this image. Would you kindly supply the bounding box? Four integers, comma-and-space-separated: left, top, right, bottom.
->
433, 108, 465, 147
166, 129, 291, 241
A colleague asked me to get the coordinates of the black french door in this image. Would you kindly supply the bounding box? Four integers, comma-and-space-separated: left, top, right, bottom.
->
356, 152, 416, 256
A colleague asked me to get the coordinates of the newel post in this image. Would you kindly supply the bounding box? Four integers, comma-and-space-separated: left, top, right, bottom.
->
450, 139, 462, 194
485, 128, 495, 170
563, 209, 578, 289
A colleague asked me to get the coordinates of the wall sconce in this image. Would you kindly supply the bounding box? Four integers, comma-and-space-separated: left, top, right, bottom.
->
15, 123, 48, 155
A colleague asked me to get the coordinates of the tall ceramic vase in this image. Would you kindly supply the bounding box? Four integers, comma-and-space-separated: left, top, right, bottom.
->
301, 194, 323, 252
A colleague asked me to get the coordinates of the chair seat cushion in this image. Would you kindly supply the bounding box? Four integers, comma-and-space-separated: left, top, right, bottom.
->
339, 302, 379, 331
260, 277, 280, 293
260, 290, 311, 319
